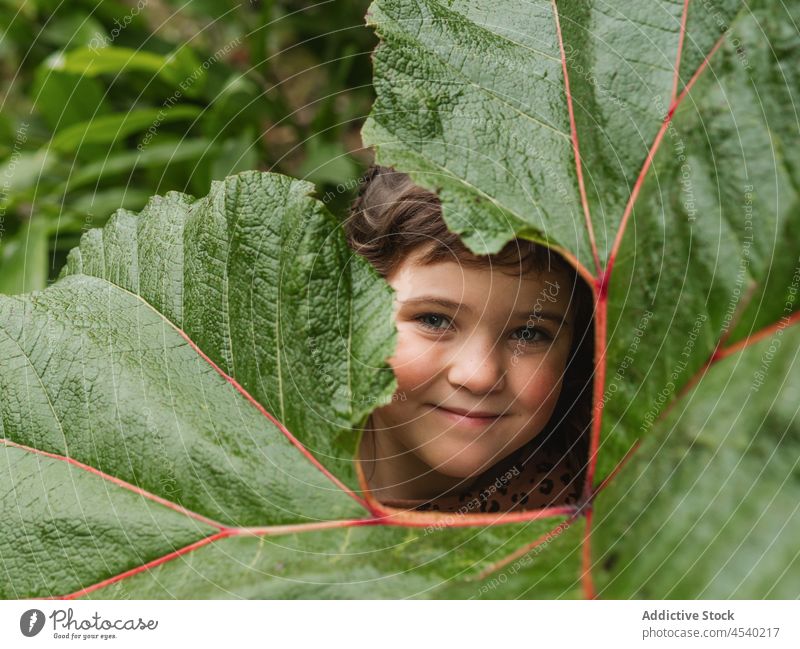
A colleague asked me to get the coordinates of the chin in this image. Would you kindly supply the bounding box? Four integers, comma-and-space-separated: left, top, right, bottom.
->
423, 450, 494, 479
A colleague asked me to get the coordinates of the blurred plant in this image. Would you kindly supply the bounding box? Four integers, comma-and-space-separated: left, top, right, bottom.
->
0, 0, 375, 292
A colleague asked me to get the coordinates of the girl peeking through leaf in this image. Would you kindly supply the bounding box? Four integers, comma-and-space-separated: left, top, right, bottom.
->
346, 165, 595, 514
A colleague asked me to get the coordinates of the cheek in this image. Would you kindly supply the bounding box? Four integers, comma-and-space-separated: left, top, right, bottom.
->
509, 355, 568, 415
386, 326, 442, 393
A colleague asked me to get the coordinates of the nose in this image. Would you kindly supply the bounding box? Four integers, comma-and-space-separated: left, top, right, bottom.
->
446, 333, 506, 395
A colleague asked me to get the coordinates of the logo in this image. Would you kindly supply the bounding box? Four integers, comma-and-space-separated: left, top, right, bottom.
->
20, 609, 45, 637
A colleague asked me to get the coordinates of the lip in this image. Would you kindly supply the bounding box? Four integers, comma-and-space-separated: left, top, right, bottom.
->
428, 404, 507, 428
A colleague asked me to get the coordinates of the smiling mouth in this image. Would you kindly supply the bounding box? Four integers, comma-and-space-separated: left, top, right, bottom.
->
428, 404, 508, 424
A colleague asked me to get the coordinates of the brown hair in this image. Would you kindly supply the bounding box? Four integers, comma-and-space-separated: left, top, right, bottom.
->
346, 165, 594, 496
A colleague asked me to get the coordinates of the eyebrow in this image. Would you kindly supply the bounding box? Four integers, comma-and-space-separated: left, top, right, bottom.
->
398, 296, 570, 325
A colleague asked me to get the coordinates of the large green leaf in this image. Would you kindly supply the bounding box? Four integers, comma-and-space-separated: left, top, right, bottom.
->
2, 0, 799, 599
2, 168, 580, 599
360, 0, 800, 598
593, 326, 800, 597
0, 171, 397, 597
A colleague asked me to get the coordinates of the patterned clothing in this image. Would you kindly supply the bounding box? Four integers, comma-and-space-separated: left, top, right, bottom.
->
378, 443, 584, 513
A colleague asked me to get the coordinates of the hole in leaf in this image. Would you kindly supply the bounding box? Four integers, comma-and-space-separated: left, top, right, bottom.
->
348, 166, 595, 516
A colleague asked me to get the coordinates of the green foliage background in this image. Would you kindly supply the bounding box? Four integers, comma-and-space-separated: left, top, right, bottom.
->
0, 0, 374, 294
1, 0, 798, 600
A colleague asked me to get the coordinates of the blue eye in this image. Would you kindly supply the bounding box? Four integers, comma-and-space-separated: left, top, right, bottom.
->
416, 313, 453, 331
512, 326, 550, 343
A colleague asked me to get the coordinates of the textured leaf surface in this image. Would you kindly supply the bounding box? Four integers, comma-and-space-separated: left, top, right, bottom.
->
593, 327, 800, 597
1, 444, 215, 599
57, 170, 396, 493
1, 171, 396, 597
81, 516, 583, 599
362, 0, 800, 598
2, 1, 799, 599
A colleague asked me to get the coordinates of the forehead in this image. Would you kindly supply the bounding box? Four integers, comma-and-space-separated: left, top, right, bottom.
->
388, 247, 575, 317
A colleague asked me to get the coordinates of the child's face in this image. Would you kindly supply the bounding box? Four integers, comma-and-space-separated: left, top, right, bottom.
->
371, 245, 577, 480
